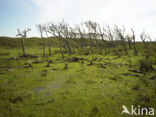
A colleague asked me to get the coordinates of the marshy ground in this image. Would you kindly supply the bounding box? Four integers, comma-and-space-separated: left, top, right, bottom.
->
0, 37, 156, 117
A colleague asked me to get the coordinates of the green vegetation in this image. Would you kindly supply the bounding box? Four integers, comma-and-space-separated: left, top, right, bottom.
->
0, 34, 156, 117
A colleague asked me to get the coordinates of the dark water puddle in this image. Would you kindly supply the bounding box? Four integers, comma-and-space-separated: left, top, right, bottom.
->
32, 73, 67, 99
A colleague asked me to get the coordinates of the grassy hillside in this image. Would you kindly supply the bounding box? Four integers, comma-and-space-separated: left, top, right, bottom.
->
0, 37, 60, 48
0, 37, 156, 117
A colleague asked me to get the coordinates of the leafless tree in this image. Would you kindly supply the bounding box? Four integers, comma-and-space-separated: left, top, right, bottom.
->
16, 28, 31, 56
131, 29, 138, 56
43, 24, 51, 56
67, 27, 77, 54
75, 24, 87, 54
85, 21, 101, 54
56, 20, 66, 58
97, 24, 108, 55
126, 34, 132, 49
140, 31, 151, 55
48, 20, 66, 58
61, 23, 72, 56
36, 24, 46, 57
84, 21, 95, 53
105, 25, 115, 54
31, 20, 155, 57
113, 25, 128, 55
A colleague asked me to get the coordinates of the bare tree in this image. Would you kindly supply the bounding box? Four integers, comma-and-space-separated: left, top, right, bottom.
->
131, 29, 138, 56
68, 27, 78, 54
36, 24, 46, 57
16, 28, 31, 56
48, 20, 65, 58
113, 25, 128, 55
98, 24, 107, 55
85, 21, 101, 54
31, 20, 153, 57
84, 21, 95, 53
126, 34, 132, 49
89, 21, 102, 54
140, 31, 151, 55
105, 25, 115, 54
43, 24, 51, 56
75, 24, 88, 54
61, 23, 72, 56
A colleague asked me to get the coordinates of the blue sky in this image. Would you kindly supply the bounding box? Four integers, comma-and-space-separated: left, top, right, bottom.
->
0, 0, 156, 40
0, 0, 40, 37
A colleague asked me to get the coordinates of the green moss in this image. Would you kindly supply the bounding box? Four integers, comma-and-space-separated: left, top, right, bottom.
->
0, 38, 156, 117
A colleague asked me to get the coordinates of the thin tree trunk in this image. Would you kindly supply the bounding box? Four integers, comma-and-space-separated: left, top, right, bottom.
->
121, 36, 128, 55
131, 29, 138, 56
42, 37, 46, 57
101, 37, 107, 55
21, 38, 26, 56
41, 34, 45, 57
59, 38, 64, 58
122, 41, 128, 55
134, 41, 138, 56
65, 39, 72, 56
48, 38, 51, 56
128, 41, 132, 49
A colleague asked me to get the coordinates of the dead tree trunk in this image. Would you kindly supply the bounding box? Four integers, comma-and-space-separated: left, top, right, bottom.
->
126, 35, 132, 49
21, 37, 26, 55
114, 26, 128, 56
48, 22, 64, 58
131, 29, 138, 56
62, 23, 72, 56
121, 36, 128, 55
140, 31, 151, 56
48, 38, 51, 56
44, 27, 51, 56
59, 38, 64, 58
16, 28, 31, 56
98, 25, 107, 55
75, 25, 88, 54
42, 36, 46, 57
36, 24, 46, 57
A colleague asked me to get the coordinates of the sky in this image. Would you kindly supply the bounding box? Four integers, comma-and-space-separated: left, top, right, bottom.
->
0, 0, 156, 40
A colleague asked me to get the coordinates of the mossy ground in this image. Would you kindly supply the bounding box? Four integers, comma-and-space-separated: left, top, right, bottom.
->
0, 38, 156, 117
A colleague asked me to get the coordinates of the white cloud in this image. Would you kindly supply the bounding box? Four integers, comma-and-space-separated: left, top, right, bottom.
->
32, 0, 156, 40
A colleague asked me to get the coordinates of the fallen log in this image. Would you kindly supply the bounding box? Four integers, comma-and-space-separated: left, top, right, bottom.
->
122, 73, 140, 77
34, 99, 55, 105
8, 64, 32, 72
68, 57, 103, 63
128, 69, 143, 73
19, 54, 38, 59
68, 57, 89, 62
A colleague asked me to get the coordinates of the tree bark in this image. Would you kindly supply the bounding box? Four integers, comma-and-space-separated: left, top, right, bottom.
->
48, 38, 51, 56
59, 38, 64, 58
21, 38, 26, 56
41, 36, 46, 57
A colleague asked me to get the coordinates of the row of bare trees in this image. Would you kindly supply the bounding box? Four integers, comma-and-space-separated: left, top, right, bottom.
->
17, 20, 153, 57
